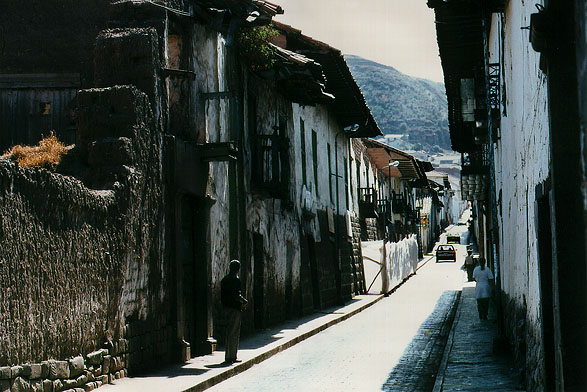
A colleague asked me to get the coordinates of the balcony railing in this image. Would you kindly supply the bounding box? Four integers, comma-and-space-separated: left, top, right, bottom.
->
359, 187, 377, 218
251, 132, 290, 198
376, 199, 390, 220
392, 195, 408, 214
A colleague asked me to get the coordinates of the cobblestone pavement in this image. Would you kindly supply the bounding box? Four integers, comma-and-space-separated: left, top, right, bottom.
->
207, 251, 466, 392
433, 283, 524, 391
382, 291, 460, 391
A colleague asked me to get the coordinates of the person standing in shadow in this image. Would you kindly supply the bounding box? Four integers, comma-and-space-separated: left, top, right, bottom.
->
473, 257, 494, 320
465, 249, 475, 282
221, 260, 248, 364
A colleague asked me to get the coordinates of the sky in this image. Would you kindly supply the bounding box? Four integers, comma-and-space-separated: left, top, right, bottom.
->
273, 0, 444, 83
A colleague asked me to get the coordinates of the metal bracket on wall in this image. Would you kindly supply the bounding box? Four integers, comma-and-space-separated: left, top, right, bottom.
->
201, 91, 232, 100
161, 68, 196, 80
197, 142, 238, 162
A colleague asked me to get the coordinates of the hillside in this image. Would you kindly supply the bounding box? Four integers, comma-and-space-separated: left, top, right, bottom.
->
345, 55, 450, 152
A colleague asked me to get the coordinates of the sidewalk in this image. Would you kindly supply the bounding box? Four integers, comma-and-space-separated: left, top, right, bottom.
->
433, 282, 524, 391
102, 294, 385, 392
101, 256, 434, 392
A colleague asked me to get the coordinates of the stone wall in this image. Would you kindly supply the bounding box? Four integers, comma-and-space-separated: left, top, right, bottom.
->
1, 38, 175, 388
362, 218, 378, 241
0, 161, 125, 366
0, 345, 128, 392
501, 293, 545, 390
350, 214, 366, 295
0, 82, 174, 390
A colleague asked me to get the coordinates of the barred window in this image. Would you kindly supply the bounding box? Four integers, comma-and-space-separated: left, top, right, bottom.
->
251, 113, 290, 198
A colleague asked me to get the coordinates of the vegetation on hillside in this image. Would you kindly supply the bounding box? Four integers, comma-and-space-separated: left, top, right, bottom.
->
345, 55, 450, 152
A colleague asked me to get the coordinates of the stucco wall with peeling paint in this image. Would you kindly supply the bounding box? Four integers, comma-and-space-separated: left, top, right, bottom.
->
489, 4, 550, 390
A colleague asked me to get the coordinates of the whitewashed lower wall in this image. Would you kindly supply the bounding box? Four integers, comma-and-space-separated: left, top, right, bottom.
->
362, 236, 419, 294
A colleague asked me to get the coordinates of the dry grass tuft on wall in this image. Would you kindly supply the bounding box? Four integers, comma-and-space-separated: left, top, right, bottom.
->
1, 133, 71, 169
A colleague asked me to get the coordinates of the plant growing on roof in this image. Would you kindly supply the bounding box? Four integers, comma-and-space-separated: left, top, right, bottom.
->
1, 133, 70, 169
237, 24, 279, 71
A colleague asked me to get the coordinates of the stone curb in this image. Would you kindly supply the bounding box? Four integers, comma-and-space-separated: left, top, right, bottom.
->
432, 289, 462, 392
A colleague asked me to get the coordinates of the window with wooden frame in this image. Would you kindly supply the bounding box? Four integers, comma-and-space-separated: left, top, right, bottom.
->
344, 157, 349, 208
327, 143, 333, 203
250, 107, 290, 198
300, 118, 307, 187
311, 129, 318, 197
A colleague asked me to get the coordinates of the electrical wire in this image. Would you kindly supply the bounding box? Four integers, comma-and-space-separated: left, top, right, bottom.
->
144, 0, 191, 17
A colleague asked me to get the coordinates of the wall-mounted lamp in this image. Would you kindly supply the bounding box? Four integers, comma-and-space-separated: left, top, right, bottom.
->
344, 124, 360, 133
382, 160, 400, 170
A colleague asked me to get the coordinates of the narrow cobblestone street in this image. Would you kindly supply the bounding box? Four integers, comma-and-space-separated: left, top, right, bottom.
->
206, 245, 468, 392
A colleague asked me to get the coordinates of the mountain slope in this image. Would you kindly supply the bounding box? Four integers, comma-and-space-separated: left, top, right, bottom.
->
345, 55, 450, 151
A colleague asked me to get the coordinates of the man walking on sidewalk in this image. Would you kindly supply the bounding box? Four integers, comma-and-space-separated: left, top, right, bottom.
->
473, 257, 494, 320
221, 260, 248, 363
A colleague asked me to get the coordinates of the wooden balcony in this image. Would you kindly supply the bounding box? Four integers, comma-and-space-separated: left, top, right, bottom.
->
358, 187, 377, 218
392, 195, 408, 214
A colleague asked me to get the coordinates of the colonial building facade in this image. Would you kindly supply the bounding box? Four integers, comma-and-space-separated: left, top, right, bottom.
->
428, 0, 587, 390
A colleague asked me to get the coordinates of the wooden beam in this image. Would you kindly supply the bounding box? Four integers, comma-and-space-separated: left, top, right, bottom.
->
0, 73, 80, 89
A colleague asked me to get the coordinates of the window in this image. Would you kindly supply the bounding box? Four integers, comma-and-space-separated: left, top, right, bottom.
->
300, 119, 307, 186
344, 157, 349, 208
251, 109, 290, 198
327, 143, 333, 203
311, 130, 318, 197
40, 102, 51, 115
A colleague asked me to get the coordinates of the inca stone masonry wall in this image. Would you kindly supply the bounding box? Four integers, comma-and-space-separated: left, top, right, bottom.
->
0, 346, 128, 392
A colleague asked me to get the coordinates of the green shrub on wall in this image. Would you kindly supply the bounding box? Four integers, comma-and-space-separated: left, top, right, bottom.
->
237, 25, 279, 71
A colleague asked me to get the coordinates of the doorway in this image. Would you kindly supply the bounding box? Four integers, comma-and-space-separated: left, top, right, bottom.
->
307, 235, 321, 310
253, 233, 265, 329
285, 241, 294, 318
536, 189, 555, 390
177, 195, 210, 356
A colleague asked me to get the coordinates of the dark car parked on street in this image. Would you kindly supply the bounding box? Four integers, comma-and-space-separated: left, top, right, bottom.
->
436, 245, 457, 262
446, 234, 460, 244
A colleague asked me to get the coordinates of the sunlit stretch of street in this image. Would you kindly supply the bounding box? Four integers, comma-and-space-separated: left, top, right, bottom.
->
208, 239, 469, 392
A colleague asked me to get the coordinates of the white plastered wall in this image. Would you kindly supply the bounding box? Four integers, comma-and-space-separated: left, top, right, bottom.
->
192, 25, 232, 287
491, 0, 549, 354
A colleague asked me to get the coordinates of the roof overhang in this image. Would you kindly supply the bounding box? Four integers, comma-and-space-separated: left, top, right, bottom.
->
427, 0, 492, 153
272, 22, 382, 138
271, 44, 335, 105
362, 138, 432, 180
191, 0, 283, 24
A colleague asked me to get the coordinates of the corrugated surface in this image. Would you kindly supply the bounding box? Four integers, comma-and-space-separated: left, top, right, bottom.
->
0, 88, 77, 151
